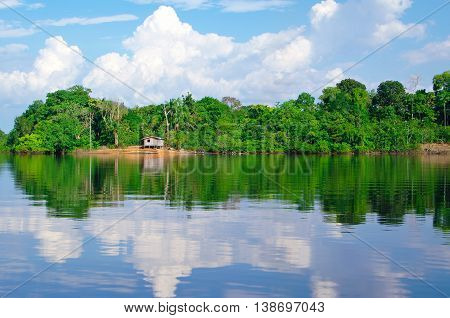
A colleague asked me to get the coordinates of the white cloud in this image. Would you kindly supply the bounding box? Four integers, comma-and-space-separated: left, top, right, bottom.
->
0, 36, 84, 104
129, 0, 293, 12
404, 37, 450, 64
310, 0, 426, 50
38, 14, 139, 27
26, 2, 45, 10
373, 20, 425, 44
0, 20, 36, 37
375, 0, 412, 18
325, 67, 344, 86
310, 0, 339, 27
0, 43, 28, 54
83, 6, 316, 105
83, 1, 426, 106
0, 0, 44, 10
0, 0, 22, 9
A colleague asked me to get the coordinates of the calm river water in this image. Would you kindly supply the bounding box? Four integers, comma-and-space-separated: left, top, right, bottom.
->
0, 154, 449, 297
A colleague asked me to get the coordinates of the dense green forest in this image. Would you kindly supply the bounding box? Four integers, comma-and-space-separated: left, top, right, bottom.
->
4, 70, 449, 153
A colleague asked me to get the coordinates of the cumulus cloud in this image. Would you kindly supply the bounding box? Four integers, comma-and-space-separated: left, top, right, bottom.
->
375, 0, 412, 18
81, 1, 427, 106
38, 14, 139, 27
0, 36, 84, 104
310, 0, 340, 27
83, 6, 317, 105
310, 0, 426, 52
404, 37, 450, 64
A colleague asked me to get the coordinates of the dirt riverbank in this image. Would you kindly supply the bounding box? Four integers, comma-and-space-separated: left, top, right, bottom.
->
65, 143, 450, 157
419, 143, 450, 155
73, 146, 195, 158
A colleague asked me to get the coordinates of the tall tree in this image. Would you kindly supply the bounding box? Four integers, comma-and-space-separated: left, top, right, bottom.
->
0, 129, 7, 150
433, 70, 449, 127
222, 96, 242, 109
372, 80, 407, 119
94, 99, 127, 147
336, 79, 367, 95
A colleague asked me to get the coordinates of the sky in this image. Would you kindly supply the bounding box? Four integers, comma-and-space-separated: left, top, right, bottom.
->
0, 0, 449, 132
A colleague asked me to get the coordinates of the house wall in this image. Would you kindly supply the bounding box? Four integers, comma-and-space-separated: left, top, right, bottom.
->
142, 138, 164, 148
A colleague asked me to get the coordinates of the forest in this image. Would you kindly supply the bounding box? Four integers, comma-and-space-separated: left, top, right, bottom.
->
3, 70, 449, 153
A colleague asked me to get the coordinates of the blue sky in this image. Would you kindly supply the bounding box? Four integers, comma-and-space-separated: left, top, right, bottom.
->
0, 0, 449, 131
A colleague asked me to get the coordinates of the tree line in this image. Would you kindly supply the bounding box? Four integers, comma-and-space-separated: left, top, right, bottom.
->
3, 70, 449, 153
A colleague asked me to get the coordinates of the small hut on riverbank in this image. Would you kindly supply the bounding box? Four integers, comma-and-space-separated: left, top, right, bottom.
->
141, 136, 164, 149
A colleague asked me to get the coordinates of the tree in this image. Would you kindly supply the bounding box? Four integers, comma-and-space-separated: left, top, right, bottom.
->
336, 79, 366, 95
35, 113, 88, 153
295, 92, 315, 110
14, 133, 47, 152
222, 96, 242, 109
94, 99, 127, 147
404, 90, 435, 122
0, 129, 8, 151
433, 70, 449, 127
372, 81, 407, 119
407, 75, 420, 93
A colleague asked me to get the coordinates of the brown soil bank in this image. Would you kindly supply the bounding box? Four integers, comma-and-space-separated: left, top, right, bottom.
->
73, 146, 194, 158
419, 143, 450, 155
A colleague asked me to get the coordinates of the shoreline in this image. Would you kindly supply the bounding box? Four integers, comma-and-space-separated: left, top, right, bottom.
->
3, 143, 450, 156
76, 143, 450, 156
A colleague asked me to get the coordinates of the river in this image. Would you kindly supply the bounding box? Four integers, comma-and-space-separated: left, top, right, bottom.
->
0, 154, 449, 297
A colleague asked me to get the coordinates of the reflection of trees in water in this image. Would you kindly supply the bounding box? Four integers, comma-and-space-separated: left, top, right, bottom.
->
433, 173, 449, 231
6, 154, 450, 231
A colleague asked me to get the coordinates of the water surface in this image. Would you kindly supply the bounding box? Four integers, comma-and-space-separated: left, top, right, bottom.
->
0, 154, 449, 297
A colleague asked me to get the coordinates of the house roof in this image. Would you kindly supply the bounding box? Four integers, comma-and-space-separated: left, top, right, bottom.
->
141, 136, 164, 140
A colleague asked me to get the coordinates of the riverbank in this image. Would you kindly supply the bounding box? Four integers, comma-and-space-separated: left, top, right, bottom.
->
5, 143, 450, 156
73, 146, 195, 158
419, 143, 450, 155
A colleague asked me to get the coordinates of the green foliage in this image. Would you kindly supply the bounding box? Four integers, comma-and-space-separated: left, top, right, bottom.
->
5, 71, 450, 153
433, 70, 450, 126
0, 129, 10, 151
8, 86, 93, 153
336, 78, 366, 95
372, 80, 407, 119
14, 133, 47, 152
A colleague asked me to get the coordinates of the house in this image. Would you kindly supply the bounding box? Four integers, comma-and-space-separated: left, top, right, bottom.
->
141, 136, 164, 149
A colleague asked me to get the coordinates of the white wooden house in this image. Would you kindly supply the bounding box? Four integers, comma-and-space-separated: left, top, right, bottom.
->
141, 136, 164, 149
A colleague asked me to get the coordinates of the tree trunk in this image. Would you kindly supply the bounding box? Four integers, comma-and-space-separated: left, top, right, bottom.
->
164, 107, 170, 135
114, 130, 118, 147
445, 103, 447, 127
89, 114, 92, 150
